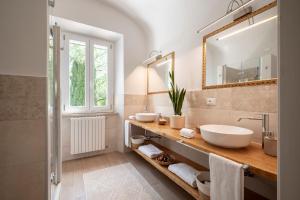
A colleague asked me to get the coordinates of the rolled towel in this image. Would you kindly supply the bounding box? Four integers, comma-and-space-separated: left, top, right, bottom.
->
180, 128, 195, 139
168, 163, 200, 188
128, 115, 136, 120
138, 144, 163, 158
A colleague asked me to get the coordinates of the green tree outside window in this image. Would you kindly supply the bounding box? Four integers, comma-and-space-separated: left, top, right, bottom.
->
69, 41, 86, 106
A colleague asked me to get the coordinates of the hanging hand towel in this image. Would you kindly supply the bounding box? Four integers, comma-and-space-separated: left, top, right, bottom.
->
124, 120, 131, 147
209, 153, 244, 200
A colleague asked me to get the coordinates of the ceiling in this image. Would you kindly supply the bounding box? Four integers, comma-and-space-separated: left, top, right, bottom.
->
101, 0, 275, 52
102, 0, 230, 50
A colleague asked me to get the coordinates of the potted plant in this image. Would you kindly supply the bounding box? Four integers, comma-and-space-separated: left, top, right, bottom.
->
168, 70, 186, 129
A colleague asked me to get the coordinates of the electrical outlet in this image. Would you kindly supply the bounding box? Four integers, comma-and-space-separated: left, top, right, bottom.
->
206, 97, 216, 106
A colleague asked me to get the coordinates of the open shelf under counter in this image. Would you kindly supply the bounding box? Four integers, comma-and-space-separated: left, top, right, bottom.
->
129, 120, 277, 181
132, 141, 207, 200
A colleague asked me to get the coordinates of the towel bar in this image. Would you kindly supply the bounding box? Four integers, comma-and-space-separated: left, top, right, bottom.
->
243, 165, 254, 177
176, 139, 209, 155
176, 140, 254, 177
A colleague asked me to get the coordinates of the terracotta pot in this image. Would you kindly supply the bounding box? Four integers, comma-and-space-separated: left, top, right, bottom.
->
170, 115, 185, 129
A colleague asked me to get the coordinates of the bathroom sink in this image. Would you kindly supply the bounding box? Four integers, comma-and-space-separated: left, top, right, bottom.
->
199, 124, 254, 148
135, 113, 157, 122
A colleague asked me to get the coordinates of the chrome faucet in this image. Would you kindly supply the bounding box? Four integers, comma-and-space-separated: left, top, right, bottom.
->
237, 113, 269, 148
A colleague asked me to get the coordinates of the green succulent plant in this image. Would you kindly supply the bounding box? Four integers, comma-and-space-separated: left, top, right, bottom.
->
168, 70, 186, 116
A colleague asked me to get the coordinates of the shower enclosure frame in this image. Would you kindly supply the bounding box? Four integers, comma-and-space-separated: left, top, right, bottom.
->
49, 24, 62, 186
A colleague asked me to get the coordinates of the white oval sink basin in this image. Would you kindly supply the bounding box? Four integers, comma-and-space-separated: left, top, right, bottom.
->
135, 113, 157, 122
200, 124, 254, 148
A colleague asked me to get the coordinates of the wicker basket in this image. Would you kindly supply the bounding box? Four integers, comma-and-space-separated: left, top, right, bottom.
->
196, 172, 210, 200
156, 154, 176, 166
131, 143, 142, 149
130, 135, 145, 149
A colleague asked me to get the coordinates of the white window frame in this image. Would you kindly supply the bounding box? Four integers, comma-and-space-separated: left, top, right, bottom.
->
62, 32, 114, 113
89, 38, 114, 112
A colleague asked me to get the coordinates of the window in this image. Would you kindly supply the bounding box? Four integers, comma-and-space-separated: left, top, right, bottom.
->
63, 33, 113, 112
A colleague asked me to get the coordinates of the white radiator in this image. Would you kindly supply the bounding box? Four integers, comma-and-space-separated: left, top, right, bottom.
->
70, 116, 106, 154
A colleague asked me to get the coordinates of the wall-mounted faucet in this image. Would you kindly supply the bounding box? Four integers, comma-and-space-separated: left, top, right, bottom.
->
237, 113, 269, 148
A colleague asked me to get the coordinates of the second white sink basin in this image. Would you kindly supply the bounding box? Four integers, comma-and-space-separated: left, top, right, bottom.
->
135, 113, 157, 122
200, 124, 254, 148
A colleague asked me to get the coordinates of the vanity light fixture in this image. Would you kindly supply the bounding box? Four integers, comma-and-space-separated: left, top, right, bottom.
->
156, 59, 171, 67
217, 15, 277, 41
48, 0, 55, 7
196, 0, 257, 34
143, 50, 162, 65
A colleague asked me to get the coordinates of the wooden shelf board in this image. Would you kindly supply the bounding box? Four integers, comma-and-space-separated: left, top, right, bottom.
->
132, 142, 203, 200
129, 120, 277, 181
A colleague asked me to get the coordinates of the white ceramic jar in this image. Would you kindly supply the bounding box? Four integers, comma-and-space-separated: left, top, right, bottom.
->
169, 115, 185, 129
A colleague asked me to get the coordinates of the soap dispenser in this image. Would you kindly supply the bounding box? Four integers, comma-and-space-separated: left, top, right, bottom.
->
263, 132, 277, 157
157, 113, 167, 125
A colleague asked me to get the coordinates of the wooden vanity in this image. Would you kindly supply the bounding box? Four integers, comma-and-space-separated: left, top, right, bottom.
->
129, 120, 277, 199
129, 120, 277, 179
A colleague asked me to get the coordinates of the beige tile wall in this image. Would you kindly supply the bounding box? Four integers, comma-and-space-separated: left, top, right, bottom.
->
0, 75, 47, 200
125, 85, 278, 143
124, 94, 147, 118
125, 86, 278, 200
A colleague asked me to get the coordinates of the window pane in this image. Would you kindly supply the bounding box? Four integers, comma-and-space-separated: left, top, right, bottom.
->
69, 40, 86, 107
94, 44, 108, 107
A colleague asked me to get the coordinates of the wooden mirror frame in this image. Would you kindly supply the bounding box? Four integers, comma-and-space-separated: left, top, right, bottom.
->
147, 52, 175, 95
202, 1, 277, 90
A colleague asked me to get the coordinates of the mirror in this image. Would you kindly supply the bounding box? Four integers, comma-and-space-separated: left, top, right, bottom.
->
147, 52, 175, 94
203, 2, 277, 89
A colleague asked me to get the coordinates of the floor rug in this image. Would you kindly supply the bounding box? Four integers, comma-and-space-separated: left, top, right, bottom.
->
83, 163, 163, 200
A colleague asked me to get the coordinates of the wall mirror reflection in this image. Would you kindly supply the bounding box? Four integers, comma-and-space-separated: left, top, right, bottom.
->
203, 2, 277, 89
147, 52, 175, 94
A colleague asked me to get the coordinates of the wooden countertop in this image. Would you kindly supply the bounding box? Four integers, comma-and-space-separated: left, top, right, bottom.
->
129, 120, 277, 181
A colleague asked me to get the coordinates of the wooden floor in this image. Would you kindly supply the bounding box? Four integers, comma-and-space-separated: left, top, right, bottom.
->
60, 151, 195, 200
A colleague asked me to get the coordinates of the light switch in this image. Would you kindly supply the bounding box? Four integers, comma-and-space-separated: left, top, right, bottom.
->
206, 97, 216, 106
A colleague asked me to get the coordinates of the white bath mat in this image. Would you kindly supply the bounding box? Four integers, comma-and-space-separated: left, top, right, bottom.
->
83, 163, 163, 200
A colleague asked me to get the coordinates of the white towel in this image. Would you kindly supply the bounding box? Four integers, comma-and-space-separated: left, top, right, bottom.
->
128, 115, 136, 120
180, 128, 195, 138
209, 153, 244, 200
138, 144, 163, 158
124, 120, 131, 147
168, 163, 200, 188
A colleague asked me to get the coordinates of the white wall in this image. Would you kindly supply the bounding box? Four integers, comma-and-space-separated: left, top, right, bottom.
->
60, 35, 126, 159
52, 0, 148, 94
114, 37, 125, 152
278, 0, 300, 199
137, 0, 276, 91
53, 0, 149, 155
0, 0, 48, 77
143, 2, 278, 199
100, 0, 276, 92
